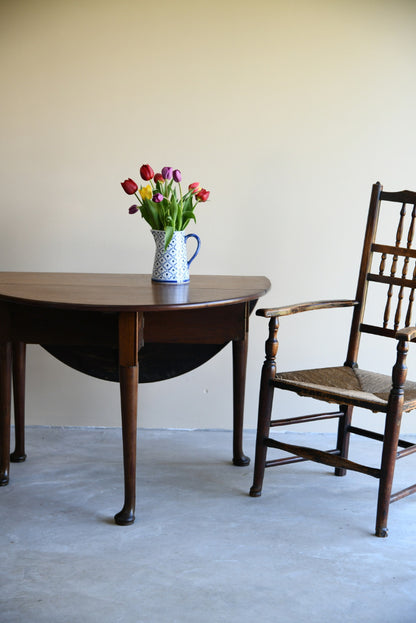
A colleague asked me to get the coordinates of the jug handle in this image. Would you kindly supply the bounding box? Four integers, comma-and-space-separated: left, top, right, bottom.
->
185, 234, 201, 268
185, 233, 201, 268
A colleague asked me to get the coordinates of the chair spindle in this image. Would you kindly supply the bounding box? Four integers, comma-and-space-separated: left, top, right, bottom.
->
383, 203, 406, 329
394, 205, 416, 330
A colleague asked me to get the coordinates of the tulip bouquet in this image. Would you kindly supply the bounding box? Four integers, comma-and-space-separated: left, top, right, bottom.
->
121, 164, 210, 249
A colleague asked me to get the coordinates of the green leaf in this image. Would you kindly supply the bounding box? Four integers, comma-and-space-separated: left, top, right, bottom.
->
170, 194, 179, 228
140, 199, 161, 230
182, 194, 194, 211
182, 210, 196, 222
181, 211, 196, 230
139, 204, 154, 229
164, 224, 174, 249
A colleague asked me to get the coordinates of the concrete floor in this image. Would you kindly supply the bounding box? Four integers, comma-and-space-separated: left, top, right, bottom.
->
1, 427, 416, 623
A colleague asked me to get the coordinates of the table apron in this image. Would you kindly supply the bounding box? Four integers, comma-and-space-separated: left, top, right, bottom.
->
0, 302, 248, 346
143, 304, 248, 344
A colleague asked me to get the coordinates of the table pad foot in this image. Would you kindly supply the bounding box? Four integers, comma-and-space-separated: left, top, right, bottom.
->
233, 454, 250, 467
0, 472, 9, 486
10, 451, 27, 463
114, 508, 135, 526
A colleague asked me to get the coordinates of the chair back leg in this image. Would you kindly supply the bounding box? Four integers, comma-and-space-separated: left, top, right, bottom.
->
335, 404, 353, 477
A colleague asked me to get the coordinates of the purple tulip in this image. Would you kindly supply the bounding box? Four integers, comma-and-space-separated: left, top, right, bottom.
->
173, 169, 182, 183
153, 192, 164, 203
161, 166, 173, 180
129, 205, 139, 214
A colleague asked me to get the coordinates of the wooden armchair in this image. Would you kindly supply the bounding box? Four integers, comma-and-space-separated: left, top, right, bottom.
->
250, 182, 416, 537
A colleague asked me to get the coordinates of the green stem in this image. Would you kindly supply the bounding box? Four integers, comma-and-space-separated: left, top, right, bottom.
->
134, 192, 143, 205
178, 182, 183, 229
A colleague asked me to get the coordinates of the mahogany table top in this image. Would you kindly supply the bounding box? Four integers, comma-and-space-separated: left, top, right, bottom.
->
0, 272, 271, 312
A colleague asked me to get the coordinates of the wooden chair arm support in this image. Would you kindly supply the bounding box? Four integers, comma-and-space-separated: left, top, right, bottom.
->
256, 299, 358, 318
395, 326, 416, 342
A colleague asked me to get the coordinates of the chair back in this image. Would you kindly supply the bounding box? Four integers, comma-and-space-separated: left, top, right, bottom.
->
346, 182, 416, 367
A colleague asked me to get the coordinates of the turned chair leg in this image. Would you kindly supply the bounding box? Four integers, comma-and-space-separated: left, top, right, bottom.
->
375, 339, 407, 537
250, 316, 278, 497
375, 409, 403, 537
335, 404, 353, 477
249, 378, 274, 497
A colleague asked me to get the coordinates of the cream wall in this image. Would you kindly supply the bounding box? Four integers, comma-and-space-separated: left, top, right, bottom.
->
1, 0, 416, 431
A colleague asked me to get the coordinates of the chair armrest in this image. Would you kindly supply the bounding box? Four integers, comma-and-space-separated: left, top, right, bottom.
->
396, 326, 416, 342
256, 299, 358, 318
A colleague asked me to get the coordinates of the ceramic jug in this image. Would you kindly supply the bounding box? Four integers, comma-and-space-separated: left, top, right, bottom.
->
151, 229, 201, 283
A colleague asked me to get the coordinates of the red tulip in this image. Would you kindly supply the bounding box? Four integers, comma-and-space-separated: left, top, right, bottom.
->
188, 182, 200, 194
140, 164, 154, 181
196, 188, 210, 202
121, 178, 138, 195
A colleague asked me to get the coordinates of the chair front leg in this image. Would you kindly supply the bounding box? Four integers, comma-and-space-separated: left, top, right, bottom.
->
375, 338, 408, 537
250, 317, 279, 497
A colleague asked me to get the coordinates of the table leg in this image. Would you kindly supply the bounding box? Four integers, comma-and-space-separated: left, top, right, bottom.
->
232, 332, 250, 466
0, 342, 12, 486
114, 312, 142, 526
11, 342, 27, 463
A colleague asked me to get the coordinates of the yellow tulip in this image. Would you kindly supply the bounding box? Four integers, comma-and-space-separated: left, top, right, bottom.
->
139, 184, 152, 200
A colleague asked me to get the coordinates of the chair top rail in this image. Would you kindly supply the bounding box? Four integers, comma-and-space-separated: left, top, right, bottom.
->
380, 189, 416, 204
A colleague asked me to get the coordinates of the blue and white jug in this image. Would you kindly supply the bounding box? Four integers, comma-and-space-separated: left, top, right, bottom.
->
151, 230, 201, 283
